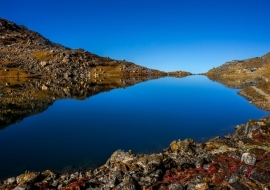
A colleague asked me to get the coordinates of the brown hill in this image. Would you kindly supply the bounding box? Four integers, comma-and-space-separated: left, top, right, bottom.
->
206, 52, 270, 110
0, 18, 166, 80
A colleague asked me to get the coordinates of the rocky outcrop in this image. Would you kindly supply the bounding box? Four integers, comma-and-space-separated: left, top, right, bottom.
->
167, 71, 192, 78
206, 52, 270, 110
1, 116, 270, 189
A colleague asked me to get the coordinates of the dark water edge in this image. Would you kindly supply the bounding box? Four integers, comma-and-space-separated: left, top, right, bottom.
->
0, 76, 268, 180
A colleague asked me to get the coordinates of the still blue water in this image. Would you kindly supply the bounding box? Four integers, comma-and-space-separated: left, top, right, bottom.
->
0, 76, 268, 179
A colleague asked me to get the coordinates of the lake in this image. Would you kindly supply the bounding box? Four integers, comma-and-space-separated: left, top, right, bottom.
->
0, 75, 268, 180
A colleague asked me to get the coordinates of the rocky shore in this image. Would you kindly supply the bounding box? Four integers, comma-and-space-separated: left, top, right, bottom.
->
1, 115, 270, 189
206, 52, 270, 110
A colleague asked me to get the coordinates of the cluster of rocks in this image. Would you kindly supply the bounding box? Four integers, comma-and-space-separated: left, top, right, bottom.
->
1, 115, 270, 189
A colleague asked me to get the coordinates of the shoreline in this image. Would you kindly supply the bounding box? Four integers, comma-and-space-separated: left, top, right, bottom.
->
1, 115, 270, 189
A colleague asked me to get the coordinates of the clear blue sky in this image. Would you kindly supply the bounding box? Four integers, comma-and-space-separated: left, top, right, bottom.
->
1, 0, 270, 73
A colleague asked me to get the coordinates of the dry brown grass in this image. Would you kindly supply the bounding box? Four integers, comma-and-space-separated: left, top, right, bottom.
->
33, 90, 54, 99
0, 60, 20, 68
32, 50, 54, 61
0, 78, 31, 86
0, 68, 36, 78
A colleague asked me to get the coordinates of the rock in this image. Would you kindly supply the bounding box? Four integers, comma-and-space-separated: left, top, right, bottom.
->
5, 177, 16, 184
13, 185, 27, 190
194, 182, 208, 190
98, 171, 123, 188
16, 172, 39, 185
41, 170, 54, 176
40, 61, 47, 67
229, 173, 241, 183
106, 149, 136, 170
168, 182, 183, 190
241, 153, 256, 165
228, 182, 251, 190
41, 84, 48, 90
137, 154, 162, 175
250, 168, 270, 187
114, 174, 136, 190
170, 138, 197, 155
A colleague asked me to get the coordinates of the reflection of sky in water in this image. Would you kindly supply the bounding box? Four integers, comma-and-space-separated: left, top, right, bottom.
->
0, 76, 268, 179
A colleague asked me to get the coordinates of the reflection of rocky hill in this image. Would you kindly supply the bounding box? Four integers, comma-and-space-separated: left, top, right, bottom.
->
0, 75, 163, 129
206, 52, 270, 110
0, 17, 169, 129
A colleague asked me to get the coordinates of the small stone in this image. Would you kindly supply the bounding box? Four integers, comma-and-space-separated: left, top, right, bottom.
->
13, 186, 26, 190
169, 182, 183, 190
228, 182, 250, 190
5, 177, 16, 184
16, 172, 39, 185
40, 61, 47, 67
241, 153, 256, 165
52, 180, 59, 187
229, 173, 240, 183
194, 183, 208, 190
42, 85, 48, 91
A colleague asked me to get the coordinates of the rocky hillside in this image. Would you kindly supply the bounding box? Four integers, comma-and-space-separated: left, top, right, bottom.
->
0, 18, 167, 80
207, 52, 270, 110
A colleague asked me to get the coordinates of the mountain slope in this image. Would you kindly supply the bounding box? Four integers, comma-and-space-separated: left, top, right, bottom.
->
206, 52, 270, 110
0, 18, 166, 80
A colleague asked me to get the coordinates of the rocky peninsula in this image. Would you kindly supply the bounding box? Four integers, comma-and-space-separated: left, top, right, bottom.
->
167, 71, 192, 78
207, 53, 270, 111
1, 18, 270, 189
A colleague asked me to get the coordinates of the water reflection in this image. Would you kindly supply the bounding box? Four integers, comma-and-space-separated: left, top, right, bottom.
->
0, 75, 162, 129
0, 76, 268, 180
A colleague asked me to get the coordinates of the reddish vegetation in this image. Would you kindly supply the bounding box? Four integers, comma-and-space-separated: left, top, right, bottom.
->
155, 152, 244, 188
62, 178, 89, 190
